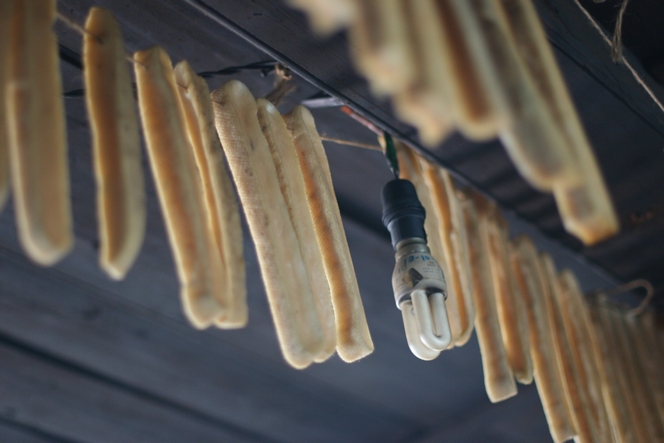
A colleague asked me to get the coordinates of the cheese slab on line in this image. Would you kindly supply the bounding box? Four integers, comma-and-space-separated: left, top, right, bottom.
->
611, 309, 663, 443
6, 0, 73, 265
421, 161, 474, 345
485, 207, 532, 384
639, 311, 664, 425
449, 0, 577, 191
435, 0, 497, 140
213, 82, 326, 369
0, 0, 13, 212
286, 0, 357, 34
624, 313, 664, 441
459, 191, 516, 402
135, 46, 226, 329
285, 105, 373, 363
497, 0, 618, 245
84, 7, 145, 280
586, 299, 634, 443
174, 61, 247, 328
257, 99, 336, 362
540, 254, 599, 443
392, 0, 453, 146
557, 271, 614, 443
509, 236, 575, 442
347, 0, 414, 95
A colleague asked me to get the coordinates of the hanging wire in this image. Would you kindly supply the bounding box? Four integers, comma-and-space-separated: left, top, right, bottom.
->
600, 279, 655, 317
319, 136, 382, 152
587, 278, 655, 317
382, 132, 400, 179
56, 11, 277, 99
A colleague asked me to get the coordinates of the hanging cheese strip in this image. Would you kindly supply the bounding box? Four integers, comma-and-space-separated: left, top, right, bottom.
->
623, 313, 664, 441
421, 162, 474, 345
586, 298, 634, 443
394, 141, 461, 345
435, 0, 497, 140
174, 61, 247, 329
6, 0, 73, 265
540, 254, 599, 443
347, 0, 414, 95
257, 99, 336, 362
557, 271, 613, 443
509, 236, 575, 443
84, 7, 145, 280
392, 0, 453, 146
497, 0, 618, 245
449, 0, 577, 191
459, 191, 516, 402
213, 82, 327, 368
610, 309, 662, 443
285, 105, 373, 363
0, 0, 12, 211
485, 207, 532, 384
135, 46, 227, 329
286, 0, 357, 34
639, 311, 664, 423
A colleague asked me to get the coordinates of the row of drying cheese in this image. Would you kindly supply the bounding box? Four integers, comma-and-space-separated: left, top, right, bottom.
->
584, 300, 664, 443
392, 140, 659, 443
289, 0, 619, 247
0, 2, 373, 368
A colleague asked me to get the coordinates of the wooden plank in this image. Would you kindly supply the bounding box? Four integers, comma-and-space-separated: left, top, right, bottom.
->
0, 198, 491, 433
415, 385, 551, 443
0, 419, 68, 443
0, 240, 415, 443
0, 341, 258, 443
535, 0, 664, 137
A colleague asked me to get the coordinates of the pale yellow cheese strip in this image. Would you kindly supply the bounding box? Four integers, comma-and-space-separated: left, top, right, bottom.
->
586, 299, 634, 443
0, 0, 12, 211
6, 0, 73, 265
553, 181, 618, 246
486, 208, 532, 384
174, 61, 247, 329
286, 0, 357, 34
449, 0, 578, 191
134, 46, 225, 329
459, 191, 516, 402
557, 271, 614, 443
347, 0, 414, 95
540, 254, 599, 443
213, 82, 326, 368
624, 313, 664, 441
257, 99, 336, 362
509, 236, 575, 442
395, 142, 461, 345
285, 105, 373, 363
612, 309, 663, 443
84, 7, 145, 280
435, 0, 497, 140
392, 0, 453, 146
421, 161, 474, 345
639, 311, 664, 425
601, 305, 651, 443
497, 0, 618, 245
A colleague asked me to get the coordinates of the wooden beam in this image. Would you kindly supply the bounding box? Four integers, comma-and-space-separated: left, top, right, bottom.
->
0, 242, 414, 443
535, 0, 664, 138
0, 340, 260, 443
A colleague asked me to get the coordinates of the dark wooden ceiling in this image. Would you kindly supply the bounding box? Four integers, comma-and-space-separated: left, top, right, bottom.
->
0, 0, 661, 442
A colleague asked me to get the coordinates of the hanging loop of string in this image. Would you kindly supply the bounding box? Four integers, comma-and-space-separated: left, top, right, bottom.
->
599, 278, 654, 317
56, 11, 141, 66
611, 0, 631, 63
265, 63, 296, 107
